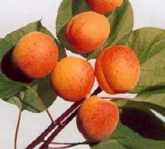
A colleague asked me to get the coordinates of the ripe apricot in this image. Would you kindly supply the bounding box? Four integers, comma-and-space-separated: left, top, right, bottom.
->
77, 96, 119, 142
65, 11, 110, 54
12, 32, 59, 79
51, 56, 94, 102
95, 45, 140, 94
86, 0, 123, 14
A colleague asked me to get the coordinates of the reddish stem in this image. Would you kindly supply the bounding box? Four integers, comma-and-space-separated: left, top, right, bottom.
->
26, 101, 81, 149
26, 87, 101, 149
39, 105, 80, 149
14, 109, 22, 149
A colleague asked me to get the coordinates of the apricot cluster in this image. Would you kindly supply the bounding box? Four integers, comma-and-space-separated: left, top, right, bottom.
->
1, 0, 141, 143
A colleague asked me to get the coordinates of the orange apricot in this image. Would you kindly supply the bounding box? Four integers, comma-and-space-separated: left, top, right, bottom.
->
12, 31, 59, 79
95, 45, 140, 93
65, 11, 110, 54
86, 0, 123, 14
77, 96, 119, 142
51, 56, 94, 102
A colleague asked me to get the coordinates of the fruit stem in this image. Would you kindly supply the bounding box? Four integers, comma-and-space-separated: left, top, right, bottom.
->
14, 108, 22, 149
38, 97, 54, 123
46, 109, 54, 123
39, 105, 80, 149
26, 101, 81, 149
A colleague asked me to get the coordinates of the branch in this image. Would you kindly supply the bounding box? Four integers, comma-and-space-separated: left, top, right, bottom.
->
39, 105, 80, 149
26, 101, 81, 149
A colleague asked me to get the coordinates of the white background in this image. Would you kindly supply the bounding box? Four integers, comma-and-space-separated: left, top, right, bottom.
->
0, 0, 165, 149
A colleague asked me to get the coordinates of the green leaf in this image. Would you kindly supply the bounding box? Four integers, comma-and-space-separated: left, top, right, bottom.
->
119, 27, 165, 93
0, 39, 13, 63
56, 0, 133, 59
0, 74, 53, 113
0, 21, 58, 112
21, 87, 46, 112
91, 123, 165, 149
56, 0, 73, 36
7, 96, 22, 110
133, 87, 165, 109
106, 0, 133, 46
119, 101, 165, 140
32, 77, 56, 108
5, 21, 51, 46
0, 74, 26, 99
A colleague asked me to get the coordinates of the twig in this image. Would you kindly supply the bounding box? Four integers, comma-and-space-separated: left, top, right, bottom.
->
26, 101, 81, 149
91, 87, 102, 96
14, 109, 22, 149
46, 109, 54, 123
39, 105, 80, 149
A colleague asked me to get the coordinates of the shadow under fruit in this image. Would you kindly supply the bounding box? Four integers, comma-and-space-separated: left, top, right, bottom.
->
1, 50, 33, 83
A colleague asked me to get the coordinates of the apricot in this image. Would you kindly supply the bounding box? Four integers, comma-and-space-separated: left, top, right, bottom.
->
12, 31, 59, 79
51, 56, 94, 102
95, 45, 140, 94
86, 0, 123, 14
65, 11, 110, 54
77, 96, 119, 142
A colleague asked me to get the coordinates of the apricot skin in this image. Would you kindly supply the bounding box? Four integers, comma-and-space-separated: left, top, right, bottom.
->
95, 45, 140, 94
77, 96, 119, 142
86, 0, 123, 14
65, 11, 110, 54
51, 57, 94, 102
12, 32, 59, 79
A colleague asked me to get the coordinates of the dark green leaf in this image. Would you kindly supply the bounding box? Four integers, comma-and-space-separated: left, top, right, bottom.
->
0, 74, 53, 113
56, 0, 73, 36
0, 39, 13, 63
32, 77, 56, 108
106, 0, 133, 46
134, 87, 165, 108
119, 101, 165, 140
91, 123, 165, 149
21, 87, 45, 112
0, 74, 26, 99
